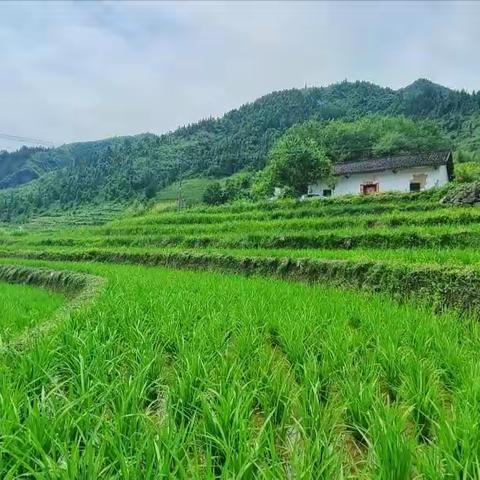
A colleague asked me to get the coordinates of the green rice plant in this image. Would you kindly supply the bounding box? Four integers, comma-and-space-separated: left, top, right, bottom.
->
399, 355, 444, 443
199, 365, 261, 477
342, 369, 380, 444
253, 347, 295, 430
292, 392, 345, 479
431, 366, 480, 478
366, 403, 414, 479
169, 354, 208, 427
3, 185, 480, 477
0, 281, 64, 343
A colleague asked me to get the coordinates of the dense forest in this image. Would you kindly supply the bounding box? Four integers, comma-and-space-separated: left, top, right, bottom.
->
1, 78, 480, 221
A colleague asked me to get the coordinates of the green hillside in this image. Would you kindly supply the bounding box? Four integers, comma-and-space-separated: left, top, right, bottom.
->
1, 79, 480, 221
155, 177, 226, 206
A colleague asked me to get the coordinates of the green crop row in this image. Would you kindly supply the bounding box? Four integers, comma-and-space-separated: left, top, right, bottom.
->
44, 227, 480, 251
6, 224, 480, 254
3, 249, 480, 317
0, 259, 479, 477
6, 244, 480, 268
208, 246, 480, 267
122, 200, 450, 228
181, 186, 448, 215
99, 207, 480, 237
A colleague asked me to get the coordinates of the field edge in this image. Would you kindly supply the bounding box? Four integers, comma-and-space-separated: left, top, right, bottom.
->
0, 263, 106, 353
1, 249, 478, 318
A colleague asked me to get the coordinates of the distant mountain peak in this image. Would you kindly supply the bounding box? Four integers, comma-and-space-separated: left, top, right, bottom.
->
400, 78, 452, 94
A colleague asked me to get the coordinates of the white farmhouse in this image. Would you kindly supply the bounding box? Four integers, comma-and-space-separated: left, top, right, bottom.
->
309, 151, 453, 198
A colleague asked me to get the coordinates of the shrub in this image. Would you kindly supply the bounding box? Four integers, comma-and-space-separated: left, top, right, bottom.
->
203, 182, 226, 205
453, 162, 480, 183
441, 181, 480, 205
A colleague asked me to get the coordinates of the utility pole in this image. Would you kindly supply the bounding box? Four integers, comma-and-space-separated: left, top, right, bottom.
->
177, 161, 183, 210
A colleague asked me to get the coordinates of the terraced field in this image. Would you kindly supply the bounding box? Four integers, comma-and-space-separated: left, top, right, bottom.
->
2, 190, 480, 477
0, 281, 64, 343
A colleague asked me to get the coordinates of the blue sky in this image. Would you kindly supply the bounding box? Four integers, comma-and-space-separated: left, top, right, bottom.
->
0, 1, 479, 150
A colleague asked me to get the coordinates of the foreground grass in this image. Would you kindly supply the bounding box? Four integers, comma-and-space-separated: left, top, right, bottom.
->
1, 260, 480, 478
0, 281, 65, 344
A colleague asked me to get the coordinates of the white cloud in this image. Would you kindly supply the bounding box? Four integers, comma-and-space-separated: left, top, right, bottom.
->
0, 0, 479, 150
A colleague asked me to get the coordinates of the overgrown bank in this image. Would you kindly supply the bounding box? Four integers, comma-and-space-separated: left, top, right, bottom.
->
0, 264, 105, 352
2, 249, 480, 317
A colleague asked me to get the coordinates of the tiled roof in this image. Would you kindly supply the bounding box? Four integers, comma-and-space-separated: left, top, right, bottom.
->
333, 151, 452, 175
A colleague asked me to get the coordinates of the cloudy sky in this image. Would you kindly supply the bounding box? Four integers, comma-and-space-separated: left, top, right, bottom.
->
0, 1, 479, 151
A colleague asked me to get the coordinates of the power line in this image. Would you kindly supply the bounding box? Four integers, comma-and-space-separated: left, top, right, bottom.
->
0, 132, 54, 148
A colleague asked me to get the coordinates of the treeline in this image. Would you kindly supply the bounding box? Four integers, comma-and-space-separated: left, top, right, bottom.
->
1, 79, 480, 221
203, 115, 450, 203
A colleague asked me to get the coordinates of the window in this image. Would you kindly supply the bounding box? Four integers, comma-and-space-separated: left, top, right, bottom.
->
322, 189, 332, 197
410, 182, 421, 192
361, 183, 379, 195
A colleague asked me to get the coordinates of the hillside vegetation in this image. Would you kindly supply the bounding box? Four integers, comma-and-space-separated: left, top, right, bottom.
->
1, 79, 480, 221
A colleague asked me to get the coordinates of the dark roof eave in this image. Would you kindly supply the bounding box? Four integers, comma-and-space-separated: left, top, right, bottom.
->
332, 151, 452, 176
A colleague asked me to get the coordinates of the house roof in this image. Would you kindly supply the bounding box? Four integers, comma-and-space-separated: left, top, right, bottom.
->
333, 151, 453, 176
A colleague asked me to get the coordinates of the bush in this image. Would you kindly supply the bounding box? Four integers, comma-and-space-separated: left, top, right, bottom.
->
454, 162, 480, 183
203, 182, 227, 206
441, 181, 480, 205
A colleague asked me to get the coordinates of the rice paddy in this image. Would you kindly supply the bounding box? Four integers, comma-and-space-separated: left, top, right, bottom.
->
2, 191, 480, 477
0, 281, 65, 344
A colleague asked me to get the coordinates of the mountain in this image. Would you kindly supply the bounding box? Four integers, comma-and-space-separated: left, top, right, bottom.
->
0, 135, 150, 189
1, 79, 479, 221
0, 146, 49, 189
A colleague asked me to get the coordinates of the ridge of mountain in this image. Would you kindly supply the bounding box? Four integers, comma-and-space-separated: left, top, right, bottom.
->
1, 78, 479, 221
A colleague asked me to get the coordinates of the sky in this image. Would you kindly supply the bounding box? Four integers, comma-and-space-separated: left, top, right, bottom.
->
0, 0, 479, 151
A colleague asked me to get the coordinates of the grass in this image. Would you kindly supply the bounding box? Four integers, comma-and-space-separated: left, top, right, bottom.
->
2, 194, 480, 255
1, 260, 480, 477
0, 281, 65, 343
154, 177, 226, 206
3, 188, 480, 476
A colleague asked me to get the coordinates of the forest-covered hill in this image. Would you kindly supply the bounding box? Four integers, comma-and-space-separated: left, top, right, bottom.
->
1, 79, 480, 221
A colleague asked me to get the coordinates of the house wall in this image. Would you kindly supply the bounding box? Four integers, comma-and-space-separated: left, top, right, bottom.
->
310, 165, 449, 197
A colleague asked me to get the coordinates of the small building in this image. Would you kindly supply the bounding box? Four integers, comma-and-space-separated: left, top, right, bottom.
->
309, 151, 454, 198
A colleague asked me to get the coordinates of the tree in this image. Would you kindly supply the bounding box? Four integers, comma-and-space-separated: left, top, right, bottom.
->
286, 116, 450, 162
144, 180, 158, 199
260, 133, 331, 197
202, 182, 226, 205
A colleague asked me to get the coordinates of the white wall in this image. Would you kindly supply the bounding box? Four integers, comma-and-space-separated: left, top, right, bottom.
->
310, 165, 449, 197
